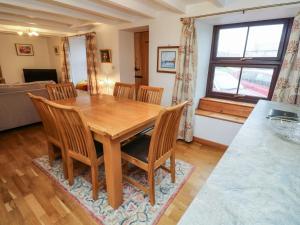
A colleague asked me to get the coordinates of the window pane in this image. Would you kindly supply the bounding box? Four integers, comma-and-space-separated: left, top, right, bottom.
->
238, 68, 274, 98
213, 67, 241, 94
217, 27, 248, 57
245, 24, 284, 57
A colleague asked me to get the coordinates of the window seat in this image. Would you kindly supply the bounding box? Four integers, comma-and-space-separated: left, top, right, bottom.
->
195, 97, 255, 124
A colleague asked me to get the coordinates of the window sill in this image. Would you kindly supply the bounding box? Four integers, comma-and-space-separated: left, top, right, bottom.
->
195, 109, 247, 124
195, 97, 255, 124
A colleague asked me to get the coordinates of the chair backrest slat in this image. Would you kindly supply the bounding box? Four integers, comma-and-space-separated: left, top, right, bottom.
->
46, 82, 77, 101
137, 85, 163, 105
113, 82, 135, 99
45, 100, 97, 162
148, 101, 188, 165
27, 93, 60, 145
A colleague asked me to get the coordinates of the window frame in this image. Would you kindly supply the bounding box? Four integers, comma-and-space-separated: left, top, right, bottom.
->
206, 18, 293, 103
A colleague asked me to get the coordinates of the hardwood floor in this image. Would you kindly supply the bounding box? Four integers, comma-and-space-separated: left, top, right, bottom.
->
0, 124, 224, 225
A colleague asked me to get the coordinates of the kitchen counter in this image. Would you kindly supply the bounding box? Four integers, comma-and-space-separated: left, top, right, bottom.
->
179, 100, 300, 225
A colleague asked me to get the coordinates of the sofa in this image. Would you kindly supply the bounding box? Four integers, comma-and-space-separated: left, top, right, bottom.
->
0, 81, 54, 131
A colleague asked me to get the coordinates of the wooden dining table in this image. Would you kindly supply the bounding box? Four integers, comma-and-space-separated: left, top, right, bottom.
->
54, 94, 163, 209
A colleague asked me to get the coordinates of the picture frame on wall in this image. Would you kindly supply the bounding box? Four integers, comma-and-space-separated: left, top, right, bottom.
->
100, 49, 112, 63
54, 46, 60, 55
157, 46, 178, 73
15, 43, 34, 56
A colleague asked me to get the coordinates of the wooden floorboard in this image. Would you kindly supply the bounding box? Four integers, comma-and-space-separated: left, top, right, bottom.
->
0, 124, 224, 225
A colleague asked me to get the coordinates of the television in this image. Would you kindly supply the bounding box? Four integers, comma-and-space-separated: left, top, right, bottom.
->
23, 69, 58, 83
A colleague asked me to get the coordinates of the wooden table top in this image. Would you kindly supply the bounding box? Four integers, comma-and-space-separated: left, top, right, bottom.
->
54, 94, 163, 139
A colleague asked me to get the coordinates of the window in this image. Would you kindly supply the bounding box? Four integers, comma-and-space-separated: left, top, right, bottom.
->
69, 36, 88, 86
206, 18, 292, 103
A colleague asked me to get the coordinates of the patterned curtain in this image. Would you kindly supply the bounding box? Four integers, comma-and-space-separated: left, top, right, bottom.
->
272, 14, 300, 105
85, 33, 101, 95
172, 18, 197, 142
60, 37, 71, 82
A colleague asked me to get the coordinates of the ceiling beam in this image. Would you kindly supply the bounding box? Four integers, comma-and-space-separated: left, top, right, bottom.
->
0, 19, 77, 33
212, 0, 228, 7
0, 25, 71, 36
153, 0, 186, 14
0, 5, 84, 25
51, 0, 140, 22
0, 0, 119, 24
0, 13, 72, 30
101, 0, 157, 18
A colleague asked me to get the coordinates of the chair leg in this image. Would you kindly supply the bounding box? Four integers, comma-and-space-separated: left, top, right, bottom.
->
123, 161, 129, 175
67, 157, 74, 186
91, 164, 99, 200
148, 171, 155, 206
47, 142, 55, 166
61, 149, 68, 179
170, 152, 176, 183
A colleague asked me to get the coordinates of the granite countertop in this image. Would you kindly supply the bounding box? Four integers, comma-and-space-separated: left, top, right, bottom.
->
179, 100, 300, 225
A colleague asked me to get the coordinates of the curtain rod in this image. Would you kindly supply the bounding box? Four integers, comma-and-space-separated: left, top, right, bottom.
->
66, 31, 96, 38
180, 1, 300, 20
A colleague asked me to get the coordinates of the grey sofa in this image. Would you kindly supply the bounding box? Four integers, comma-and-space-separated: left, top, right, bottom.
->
0, 81, 54, 131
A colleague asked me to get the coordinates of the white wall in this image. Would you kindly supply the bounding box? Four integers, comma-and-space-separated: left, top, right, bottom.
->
95, 24, 120, 82
148, 14, 181, 106
119, 30, 135, 84
0, 33, 53, 83
47, 36, 62, 82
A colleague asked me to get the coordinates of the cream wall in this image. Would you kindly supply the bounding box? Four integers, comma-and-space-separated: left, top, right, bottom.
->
47, 36, 62, 82
94, 25, 120, 82
0, 33, 54, 83
119, 30, 135, 84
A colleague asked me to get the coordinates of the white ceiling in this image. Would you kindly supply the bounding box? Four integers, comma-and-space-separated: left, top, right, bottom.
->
0, 0, 297, 36
0, 0, 225, 36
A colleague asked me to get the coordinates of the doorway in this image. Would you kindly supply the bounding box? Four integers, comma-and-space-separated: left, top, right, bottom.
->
134, 31, 149, 88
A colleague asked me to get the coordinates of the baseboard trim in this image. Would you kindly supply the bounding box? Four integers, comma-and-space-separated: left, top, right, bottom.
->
193, 136, 228, 151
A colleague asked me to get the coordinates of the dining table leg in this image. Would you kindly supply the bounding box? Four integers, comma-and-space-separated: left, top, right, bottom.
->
102, 135, 123, 209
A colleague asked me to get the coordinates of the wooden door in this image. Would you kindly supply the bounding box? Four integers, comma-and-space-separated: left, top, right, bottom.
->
134, 31, 149, 89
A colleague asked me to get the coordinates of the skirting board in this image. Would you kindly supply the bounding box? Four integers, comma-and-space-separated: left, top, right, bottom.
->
193, 136, 228, 151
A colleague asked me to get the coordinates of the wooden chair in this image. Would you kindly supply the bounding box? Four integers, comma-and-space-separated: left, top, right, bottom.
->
27, 93, 68, 179
45, 99, 104, 200
46, 82, 77, 100
137, 85, 164, 105
113, 82, 135, 99
121, 101, 188, 205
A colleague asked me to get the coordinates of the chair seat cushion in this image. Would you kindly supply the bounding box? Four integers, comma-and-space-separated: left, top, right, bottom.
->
94, 141, 104, 158
121, 134, 151, 163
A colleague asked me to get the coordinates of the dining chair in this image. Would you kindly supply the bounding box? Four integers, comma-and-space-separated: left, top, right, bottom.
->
137, 85, 164, 105
113, 82, 135, 99
45, 99, 104, 200
121, 101, 188, 205
27, 93, 68, 179
46, 82, 77, 100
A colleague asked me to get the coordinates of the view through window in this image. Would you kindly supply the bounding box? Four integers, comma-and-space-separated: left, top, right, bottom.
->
206, 18, 292, 103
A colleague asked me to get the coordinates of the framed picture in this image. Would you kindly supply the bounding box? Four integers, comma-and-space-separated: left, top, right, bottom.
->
100, 49, 112, 63
15, 44, 34, 56
54, 46, 60, 55
157, 46, 178, 73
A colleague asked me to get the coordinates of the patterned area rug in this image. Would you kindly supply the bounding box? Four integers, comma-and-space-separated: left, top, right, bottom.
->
33, 155, 194, 225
